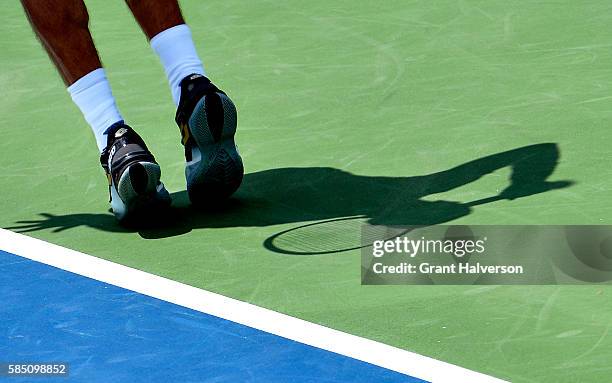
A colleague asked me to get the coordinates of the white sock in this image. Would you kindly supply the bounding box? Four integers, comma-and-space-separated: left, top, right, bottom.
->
151, 24, 206, 105
68, 68, 123, 152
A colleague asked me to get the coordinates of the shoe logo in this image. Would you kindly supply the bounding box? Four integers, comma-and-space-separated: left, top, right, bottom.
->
189, 74, 203, 80
115, 127, 128, 137
108, 145, 116, 170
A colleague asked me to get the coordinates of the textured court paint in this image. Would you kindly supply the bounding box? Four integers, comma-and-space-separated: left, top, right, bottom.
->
1, 229, 510, 383
0, 250, 424, 383
1, 1, 612, 382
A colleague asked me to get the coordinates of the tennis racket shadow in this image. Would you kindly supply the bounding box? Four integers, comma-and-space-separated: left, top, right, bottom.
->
255, 142, 573, 255
8, 143, 573, 253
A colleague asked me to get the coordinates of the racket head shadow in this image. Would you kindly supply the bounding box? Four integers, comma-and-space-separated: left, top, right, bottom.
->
263, 216, 414, 255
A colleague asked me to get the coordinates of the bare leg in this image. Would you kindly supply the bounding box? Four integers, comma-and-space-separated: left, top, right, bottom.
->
125, 0, 185, 40
126, 0, 204, 105
21, 0, 101, 86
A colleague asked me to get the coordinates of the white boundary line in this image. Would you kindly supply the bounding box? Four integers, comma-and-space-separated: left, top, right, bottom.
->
0, 229, 508, 383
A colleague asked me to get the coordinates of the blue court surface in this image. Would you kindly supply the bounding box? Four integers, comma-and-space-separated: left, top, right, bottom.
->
1, 250, 424, 382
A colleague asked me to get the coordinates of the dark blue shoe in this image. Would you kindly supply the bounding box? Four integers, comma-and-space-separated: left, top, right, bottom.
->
175, 74, 243, 205
100, 122, 171, 222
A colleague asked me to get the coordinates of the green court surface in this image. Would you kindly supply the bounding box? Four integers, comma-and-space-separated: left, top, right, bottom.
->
2, 1, 612, 381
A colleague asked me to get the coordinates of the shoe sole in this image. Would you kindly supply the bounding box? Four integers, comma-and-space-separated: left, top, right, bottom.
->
112, 161, 171, 222
186, 92, 244, 205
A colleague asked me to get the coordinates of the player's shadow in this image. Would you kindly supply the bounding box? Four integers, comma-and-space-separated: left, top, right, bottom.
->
8, 143, 573, 251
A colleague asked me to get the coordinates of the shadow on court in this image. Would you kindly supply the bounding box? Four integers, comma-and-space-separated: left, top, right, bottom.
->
7, 143, 573, 253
